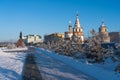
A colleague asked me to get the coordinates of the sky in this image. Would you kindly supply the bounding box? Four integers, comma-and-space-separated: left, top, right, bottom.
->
0, 0, 120, 42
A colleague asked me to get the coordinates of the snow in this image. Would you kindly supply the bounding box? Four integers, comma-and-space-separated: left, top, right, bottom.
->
36, 48, 120, 80
35, 48, 96, 80
93, 58, 119, 72
0, 47, 119, 80
1, 47, 28, 52
0, 49, 27, 80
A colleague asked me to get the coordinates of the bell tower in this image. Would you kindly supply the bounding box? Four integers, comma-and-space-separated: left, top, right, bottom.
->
72, 12, 84, 43
99, 21, 110, 43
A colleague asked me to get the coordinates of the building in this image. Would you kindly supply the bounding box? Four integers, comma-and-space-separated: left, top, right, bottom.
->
72, 12, 84, 43
44, 33, 64, 43
109, 32, 120, 43
64, 21, 73, 40
99, 21, 110, 43
64, 12, 84, 43
23, 35, 42, 44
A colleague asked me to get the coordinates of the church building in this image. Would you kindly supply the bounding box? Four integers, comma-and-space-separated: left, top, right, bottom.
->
64, 21, 73, 40
99, 21, 110, 43
65, 12, 84, 43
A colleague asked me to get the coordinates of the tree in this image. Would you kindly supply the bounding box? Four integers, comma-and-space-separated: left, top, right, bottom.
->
83, 29, 105, 63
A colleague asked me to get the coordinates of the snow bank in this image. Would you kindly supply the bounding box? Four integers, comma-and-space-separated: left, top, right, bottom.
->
35, 48, 96, 80
36, 48, 120, 80
0, 50, 27, 80
2, 47, 28, 52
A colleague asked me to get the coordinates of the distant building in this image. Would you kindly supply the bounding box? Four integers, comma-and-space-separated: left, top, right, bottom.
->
64, 12, 84, 43
99, 21, 110, 43
109, 32, 120, 43
44, 33, 64, 43
23, 35, 42, 44
65, 21, 73, 40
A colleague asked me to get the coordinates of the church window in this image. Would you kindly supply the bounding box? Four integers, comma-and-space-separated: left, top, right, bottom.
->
105, 29, 107, 32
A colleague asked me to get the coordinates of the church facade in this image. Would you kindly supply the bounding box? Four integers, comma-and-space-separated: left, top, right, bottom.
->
99, 21, 110, 43
65, 12, 84, 43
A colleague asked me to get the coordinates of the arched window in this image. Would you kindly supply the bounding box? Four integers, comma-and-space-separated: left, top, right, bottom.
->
105, 28, 107, 32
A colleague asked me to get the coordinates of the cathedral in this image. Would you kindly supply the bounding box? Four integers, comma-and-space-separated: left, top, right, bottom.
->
99, 21, 110, 43
65, 12, 84, 43
64, 12, 110, 43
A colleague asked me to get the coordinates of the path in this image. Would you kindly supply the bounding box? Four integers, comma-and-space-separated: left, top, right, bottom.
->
22, 53, 42, 80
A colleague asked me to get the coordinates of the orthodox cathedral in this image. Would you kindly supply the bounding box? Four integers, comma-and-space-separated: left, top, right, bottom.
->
99, 21, 110, 43
65, 12, 84, 43
64, 12, 110, 43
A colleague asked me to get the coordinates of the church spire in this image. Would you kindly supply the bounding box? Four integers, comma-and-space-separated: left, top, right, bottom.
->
74, 11, 81, 28
68, 21, 72, 32
101, 20, 105, 26
76, 11, 78, 18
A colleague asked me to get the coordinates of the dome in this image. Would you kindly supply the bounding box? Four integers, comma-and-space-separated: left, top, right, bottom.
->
99, 21, 108, 33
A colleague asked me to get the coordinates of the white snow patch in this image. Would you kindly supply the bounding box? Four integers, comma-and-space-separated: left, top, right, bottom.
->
1, 47, 28, 52
0, 50, 27, 80
35, 48, 95, 80
36, 48, 120, 80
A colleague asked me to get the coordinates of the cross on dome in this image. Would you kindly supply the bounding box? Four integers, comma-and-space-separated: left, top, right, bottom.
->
102, 20, 105, 26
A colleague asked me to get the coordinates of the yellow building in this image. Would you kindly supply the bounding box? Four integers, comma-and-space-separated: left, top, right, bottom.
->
44, 33, 64, 43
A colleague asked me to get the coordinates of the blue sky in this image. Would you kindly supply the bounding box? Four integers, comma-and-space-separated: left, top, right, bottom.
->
0, 0, 120, 41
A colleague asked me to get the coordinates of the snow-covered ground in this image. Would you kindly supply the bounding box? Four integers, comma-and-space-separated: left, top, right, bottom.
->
35, 48, 120, 80
93, 58, 119, 72
0, 49, 27, 80
0, 47, 120, 80
1, 47, 28, 52
35, 48, 96, 80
